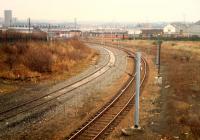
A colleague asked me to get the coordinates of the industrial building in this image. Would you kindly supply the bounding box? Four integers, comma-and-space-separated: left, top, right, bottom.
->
141, 29, 163, 38
163, 21, 200, 37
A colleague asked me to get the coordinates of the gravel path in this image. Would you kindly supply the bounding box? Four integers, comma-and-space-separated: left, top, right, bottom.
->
0, 44, 128, 140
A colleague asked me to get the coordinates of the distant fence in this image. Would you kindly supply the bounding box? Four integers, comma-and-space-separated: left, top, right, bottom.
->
128, 35, 200, 41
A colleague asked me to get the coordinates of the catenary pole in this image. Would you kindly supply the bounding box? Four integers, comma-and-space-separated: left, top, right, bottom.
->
134, 52, 141, 128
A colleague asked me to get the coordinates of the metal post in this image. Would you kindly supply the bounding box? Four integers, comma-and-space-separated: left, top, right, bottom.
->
156, 43, 159, 66
101, 30, 103, 45
156, 35, 162, 76
28, 18, 31, 41
110, 25, 113, 46
158, 43, 161, 75
28, 18, 31, 33
134, 52, 141, 128
103, 27, 105, 46
156, 43, 160, 64
74, 18, 77, 30
118, 37, 119, 47
47, 24, 50, 42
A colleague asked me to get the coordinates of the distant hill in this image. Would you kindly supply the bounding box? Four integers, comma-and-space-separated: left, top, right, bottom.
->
195, 20, 200, 25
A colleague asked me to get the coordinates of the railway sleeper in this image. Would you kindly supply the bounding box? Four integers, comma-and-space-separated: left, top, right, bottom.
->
79, 132, 97, 138
81, 131, 98, 136
83, 130, 101, 136
99, 115, 116, 120
96, 119, 112, 123
117, 99, 131, 103
103, 112, 120, 116
75, 135, 94, 140
92, 122, 109, 127
112, 105, 125, 108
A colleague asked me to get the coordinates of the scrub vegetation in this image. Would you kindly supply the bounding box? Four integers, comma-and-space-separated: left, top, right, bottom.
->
0, 39, 97, 81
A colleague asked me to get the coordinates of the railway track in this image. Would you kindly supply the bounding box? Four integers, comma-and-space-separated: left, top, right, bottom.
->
66, 44, 148, 140
0, 46, 116, 125
0, 41, 148, 140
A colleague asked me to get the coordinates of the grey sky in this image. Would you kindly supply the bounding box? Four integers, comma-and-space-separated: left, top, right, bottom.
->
0, 0, 199, 22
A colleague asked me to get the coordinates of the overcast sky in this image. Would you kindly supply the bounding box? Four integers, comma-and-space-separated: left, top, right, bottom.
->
0, 0, 199, 22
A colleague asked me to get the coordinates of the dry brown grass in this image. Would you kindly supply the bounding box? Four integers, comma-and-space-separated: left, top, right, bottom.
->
97, 39, 200, 139
123, 40, 200, 139
160, 43, 200, 139
0, 39, 97, 81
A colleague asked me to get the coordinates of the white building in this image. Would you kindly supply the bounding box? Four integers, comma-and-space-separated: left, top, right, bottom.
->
163, 23, 187, 36
128, 29, 142, 35
4, 10, 12, 27
128, 29, 142, 38
163, 24, 176, 35
164, 22, 200, 37
187, 23, 200, 37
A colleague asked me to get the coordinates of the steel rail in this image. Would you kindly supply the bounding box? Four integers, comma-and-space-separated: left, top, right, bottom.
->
66, 43, 148, 140
0, 46, 115, 122
93, 54, 147, 140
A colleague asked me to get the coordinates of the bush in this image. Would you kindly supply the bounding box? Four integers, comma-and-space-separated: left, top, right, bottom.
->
152, 41, 157, 45
0, 39, 96, 80
5, 55, 17, 70
171, 43, 177, 46
16, 43, 29, 54
24, 47, 53, 73
2, 45, 18, 70
2, 44, 17, 54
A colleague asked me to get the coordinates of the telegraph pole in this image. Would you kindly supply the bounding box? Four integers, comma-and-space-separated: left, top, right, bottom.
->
110, 23, 113, 46
28, 18, 31, 33
28, 18, 31, 41
74, 18, 77, 30
117, 36, 120, 47
156, 34, 162, 76
47, 24, 51, 42
74, 18, 79, 39
101, 29, 104, 45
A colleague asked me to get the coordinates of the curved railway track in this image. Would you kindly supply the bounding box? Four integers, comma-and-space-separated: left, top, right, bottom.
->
66, 44, 148, 140
0, 41, 148, 140
0, 46, 116, 124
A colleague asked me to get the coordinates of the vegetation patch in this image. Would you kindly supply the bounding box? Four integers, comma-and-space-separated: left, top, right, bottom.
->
0, 39, 97, 81
94, 39, 200, 139
125, 40, 200, 139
